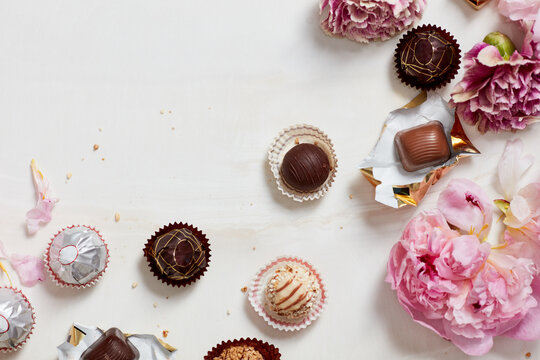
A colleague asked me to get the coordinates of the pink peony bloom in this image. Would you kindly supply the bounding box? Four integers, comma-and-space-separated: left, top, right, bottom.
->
450, 42, 540, 132
438, 179, 493, 239
319, 0, 427, 43
388, 157, 540, 355
26, 159, 58, 234
498, 0, 540, 22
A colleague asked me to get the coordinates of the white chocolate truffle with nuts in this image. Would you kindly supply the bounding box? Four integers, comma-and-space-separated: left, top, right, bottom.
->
264, 264, 320, 320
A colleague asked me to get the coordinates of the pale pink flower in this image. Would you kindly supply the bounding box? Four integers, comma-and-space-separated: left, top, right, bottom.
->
450, 42, 540, 132
522, 15, 540, 59
26, 159, 58, 234
319, 0, 427, 43
0, 241, 44, 287
498, 0, 540, 22
8, 254, 45, 287
438, 179, 493, 239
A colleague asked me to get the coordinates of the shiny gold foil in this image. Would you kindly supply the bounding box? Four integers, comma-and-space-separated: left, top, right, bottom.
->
360, 92, 479, 208
464, 0, 491, 10
68, 325, 86, 346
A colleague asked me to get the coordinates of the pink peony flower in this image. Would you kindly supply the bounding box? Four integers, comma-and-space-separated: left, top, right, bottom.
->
319, 0, 427, 43
388, 162, 540, 355
26, 159, 58, 234
450, 42, 540, 132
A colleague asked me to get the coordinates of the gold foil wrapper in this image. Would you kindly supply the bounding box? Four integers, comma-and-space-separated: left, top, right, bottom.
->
360, 92, 479, 208
464, 0, 492, 10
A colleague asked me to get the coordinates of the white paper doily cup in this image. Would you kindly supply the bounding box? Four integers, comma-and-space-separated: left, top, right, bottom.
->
268, 124, 338, 202
248, 256, 327, 331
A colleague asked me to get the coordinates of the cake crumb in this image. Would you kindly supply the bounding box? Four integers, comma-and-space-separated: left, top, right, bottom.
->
252, 247, 256, 251
81, 157, 85, 161
314, 141, 319, 146
526, 352, 531, 358
171, 127, 175, 131
66, 172, 72, 180
168, 110, 172, 114
349, 194, 353, 199
241, 286, 248, 293
160, 109, 164, 115
226, 310, 231, 315
162, 330, 169, 338
249, 202, 253, 206
131, 282, 138, 289
153, 302, 158, 308
115, 213, 120, 222
294, 138, 299, 145
101, 157, 105, 161
98, 128, 102, 132
93, 144, 99, 151
340, 226, 343, 230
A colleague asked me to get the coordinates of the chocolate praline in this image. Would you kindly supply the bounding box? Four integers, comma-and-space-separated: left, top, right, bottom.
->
395, 25, 460, 90
280, 143, 330, 192
144, 223, 210, 287
80, 328, 139, 360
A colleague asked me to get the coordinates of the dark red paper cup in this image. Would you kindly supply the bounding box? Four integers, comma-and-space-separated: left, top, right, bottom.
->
143, 222, 211, 287
204, 338, 281, 360
395, 24, 461, 91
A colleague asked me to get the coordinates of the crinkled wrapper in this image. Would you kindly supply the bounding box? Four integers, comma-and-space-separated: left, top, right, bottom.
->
46, 225, 109, 288
359, 92, 479, 208
57, 323, 176, 360
0, 287, 35, 352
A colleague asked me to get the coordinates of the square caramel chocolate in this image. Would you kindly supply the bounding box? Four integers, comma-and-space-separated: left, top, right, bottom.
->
394, 120, 451, 172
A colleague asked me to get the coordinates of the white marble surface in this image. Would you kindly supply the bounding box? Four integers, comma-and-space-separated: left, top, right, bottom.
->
1, 0, 540, 359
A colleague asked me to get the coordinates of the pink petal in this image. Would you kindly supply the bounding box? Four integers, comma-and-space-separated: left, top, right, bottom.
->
444, 321, 494, 356
9, 254, 45, 287
438, 179, 493, 238
504, 276, 540, 340
26, 160, 58, 234
498, 139, 534, 199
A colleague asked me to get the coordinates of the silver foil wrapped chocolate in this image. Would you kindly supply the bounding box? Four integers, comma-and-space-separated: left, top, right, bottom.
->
0, 287, 35, 352
46, 225, 109, 288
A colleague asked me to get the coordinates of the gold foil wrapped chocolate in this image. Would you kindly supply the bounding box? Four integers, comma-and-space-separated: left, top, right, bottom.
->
464, 0, 492, 10
359, 92, 479, 208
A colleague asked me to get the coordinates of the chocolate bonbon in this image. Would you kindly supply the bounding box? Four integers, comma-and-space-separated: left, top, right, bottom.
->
0, 288, 34, 352
394, 120, 451, 172
46, 225, 109, 288
80, 328, 139, 360
395, 25, 460, 90
144, 222, 210, 287
280, 143, 330, 192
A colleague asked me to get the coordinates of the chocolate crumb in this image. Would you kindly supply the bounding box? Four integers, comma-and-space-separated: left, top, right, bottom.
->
294, 138, 299, 145
526, 352, 531, 358
226, 310, 231, 315
241, 286, 248, 293
101, 157, 105, 161
93, 144, 99, 151
162, 330, 169, 338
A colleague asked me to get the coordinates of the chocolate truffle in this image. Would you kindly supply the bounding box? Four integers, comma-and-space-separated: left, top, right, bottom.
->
144, 223, 210, 287
394, 120, 451, 172
280, 143, 330, 192
80, 328, 139, 360
395, 25, 460, 90
214, 345, 264, 360
264, 264, 320, 320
